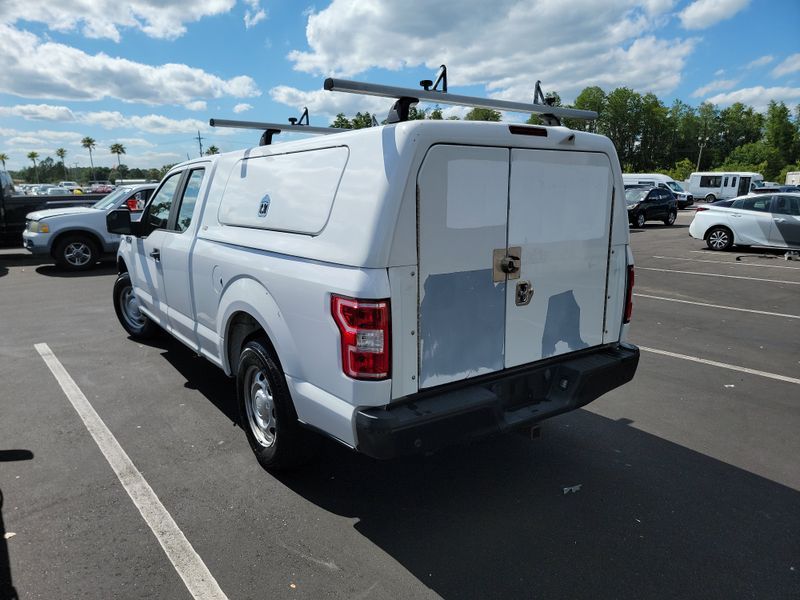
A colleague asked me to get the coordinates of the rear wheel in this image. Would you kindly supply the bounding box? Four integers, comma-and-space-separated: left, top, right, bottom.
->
706, 226, 733, 251
705, 194, 716, 203
237, 338, 319, 471
635, 212, 646, 228
113, 272, 159, 338
54, 234, 97, 271
664, 211, 677, 226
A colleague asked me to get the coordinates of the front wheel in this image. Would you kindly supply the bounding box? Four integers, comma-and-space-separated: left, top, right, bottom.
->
113, 272, 159, 339
237, 338, 319, 471
706, 227, 733, 251
635, 212, 646, 228
664, 211, 677, 226
54, 234, 97, 271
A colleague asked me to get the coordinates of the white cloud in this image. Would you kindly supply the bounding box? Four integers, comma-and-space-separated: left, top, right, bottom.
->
76, 111, 209, 134
0, 24, 260, 105
705, 86, 800, 112
288, 0, 693, 103
270, 85, 393, 122
185, 100, 208, 111
0, 0, 237, 41
243, 0, 267, 28
746, 55, 773, 69
233, 103, 253, 113
691, 78, 738, 97
0, 104, 76, 121
772, 54, 800, 78
678, 0, 750, 30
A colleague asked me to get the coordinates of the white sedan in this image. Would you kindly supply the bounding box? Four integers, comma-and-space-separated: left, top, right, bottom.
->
689, 193, 800, 250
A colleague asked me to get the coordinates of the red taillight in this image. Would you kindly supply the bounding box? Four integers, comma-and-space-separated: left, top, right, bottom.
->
624, 265, 634, 324
331, 295, 391, 380
695, 206, 709, 212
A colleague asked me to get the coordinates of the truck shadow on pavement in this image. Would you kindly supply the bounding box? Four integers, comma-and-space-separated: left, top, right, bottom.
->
278, 411, 799, 600
0, 449, 34, 600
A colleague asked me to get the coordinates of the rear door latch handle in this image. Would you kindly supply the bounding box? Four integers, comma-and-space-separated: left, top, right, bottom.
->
515, 280, 533, 306
149, 249, 160, 261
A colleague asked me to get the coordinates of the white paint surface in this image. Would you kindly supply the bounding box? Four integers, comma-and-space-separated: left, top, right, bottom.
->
634, 293, 800, 319
34, 343, 228, 600
639, 267, 800, 285
639, 346, 800, 385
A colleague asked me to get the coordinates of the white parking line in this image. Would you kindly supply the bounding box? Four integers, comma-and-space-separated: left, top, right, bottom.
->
634, 293, 800, 319
639, 267, 800, 285
639, 346, 800, 385
652, 255, 800, 270
35, 343, 228, 600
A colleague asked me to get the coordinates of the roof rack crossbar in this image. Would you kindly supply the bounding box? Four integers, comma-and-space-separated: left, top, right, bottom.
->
323, 77, 597, 121
209, 118, 345, 136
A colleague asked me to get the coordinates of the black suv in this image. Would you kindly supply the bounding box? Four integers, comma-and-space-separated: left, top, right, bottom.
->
625, 185, 678, 228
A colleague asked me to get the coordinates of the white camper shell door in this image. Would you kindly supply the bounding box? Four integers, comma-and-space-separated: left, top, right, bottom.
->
417, 145, 613, 389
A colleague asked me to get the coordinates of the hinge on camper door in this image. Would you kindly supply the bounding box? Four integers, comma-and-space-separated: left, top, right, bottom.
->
493, 246, 521, 282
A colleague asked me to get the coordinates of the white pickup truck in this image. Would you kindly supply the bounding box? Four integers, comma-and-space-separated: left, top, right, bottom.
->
107, 118, 639, 470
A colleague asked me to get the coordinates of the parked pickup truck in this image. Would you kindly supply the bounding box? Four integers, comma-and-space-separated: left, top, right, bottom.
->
0, 170, 101, 244
107, 119, 639, 470
23, 184, 155, 270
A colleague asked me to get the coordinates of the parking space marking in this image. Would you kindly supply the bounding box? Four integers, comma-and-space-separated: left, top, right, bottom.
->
34, 343, 228, 600
634, 293, 800, 320
653, 255, 800, 270
639, 267, 800, 285
639, 346, 800, 385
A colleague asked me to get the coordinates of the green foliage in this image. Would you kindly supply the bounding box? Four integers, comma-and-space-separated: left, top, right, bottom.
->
464, 107, 501, 121
764, 101, 796, 165
205, 145, 220, 155
720, 142, 783, 181
330, 112, 375, 129
666, 158, 695, 182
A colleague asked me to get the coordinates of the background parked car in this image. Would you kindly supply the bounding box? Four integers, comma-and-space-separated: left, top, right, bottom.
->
625, 185, 678, 227
623, 173, 694, 208
752, 185, 800, 194
22, 184, 156, 270
689, 193, 800, 250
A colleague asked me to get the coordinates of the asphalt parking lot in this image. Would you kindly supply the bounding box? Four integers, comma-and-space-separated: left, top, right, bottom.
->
1, 209, 798, 599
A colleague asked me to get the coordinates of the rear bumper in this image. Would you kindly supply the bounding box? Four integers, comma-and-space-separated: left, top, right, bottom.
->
355, 343, 639, 459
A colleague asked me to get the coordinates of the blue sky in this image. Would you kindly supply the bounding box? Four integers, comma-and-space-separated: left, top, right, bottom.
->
1, 0, 798, 172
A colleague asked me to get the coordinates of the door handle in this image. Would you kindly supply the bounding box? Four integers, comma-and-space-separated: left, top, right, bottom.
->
774, 218, 787, 223
149, 249, 161, 261
731, 214, 742, 218
515, 280, 533, 306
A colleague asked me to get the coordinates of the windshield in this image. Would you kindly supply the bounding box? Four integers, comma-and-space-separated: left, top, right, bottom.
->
625, 188, 648, 205
666, 181, 684, 192
93, 186, 133, 210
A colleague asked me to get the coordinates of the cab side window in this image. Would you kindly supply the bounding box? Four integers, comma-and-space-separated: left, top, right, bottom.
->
174, 169, 205, 233
147, 173, 182, 231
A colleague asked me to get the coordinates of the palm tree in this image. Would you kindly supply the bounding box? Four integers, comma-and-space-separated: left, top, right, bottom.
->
27, 151, 40, 183
110, 143, 126, 167
0, 152, 8, 170
205, 145, 220, 155
81, 136, 96, 180
55, 147, 68, 179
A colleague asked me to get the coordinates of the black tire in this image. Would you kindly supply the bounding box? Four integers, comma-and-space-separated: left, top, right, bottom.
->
237, 338, 319, 471
705, 226, 734, 251
705, 194, 716, 203
113, 272, 159, 339
635, 212, 646, 228
664, 210, 677, 226
54, 234, 98, 271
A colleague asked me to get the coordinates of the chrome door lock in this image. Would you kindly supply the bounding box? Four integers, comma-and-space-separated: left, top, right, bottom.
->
515, 280, 533, 306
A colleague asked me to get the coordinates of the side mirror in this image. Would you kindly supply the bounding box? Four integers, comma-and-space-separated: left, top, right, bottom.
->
107, 208, 144, 236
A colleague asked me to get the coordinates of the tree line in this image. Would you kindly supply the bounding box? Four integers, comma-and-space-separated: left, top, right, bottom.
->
330, 87, 800, 183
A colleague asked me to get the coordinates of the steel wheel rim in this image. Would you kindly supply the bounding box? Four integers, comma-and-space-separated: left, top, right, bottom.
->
244, 365, 276, 448
709, 230, 728, 249
120, 286, 146, 330
64, 241, 92, 266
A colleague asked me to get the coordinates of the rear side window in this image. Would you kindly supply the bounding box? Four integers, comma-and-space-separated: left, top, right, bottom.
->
773, 195, 800, 216
739, 197, 771, 212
